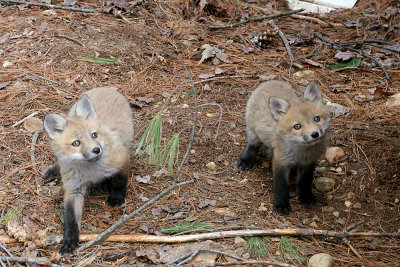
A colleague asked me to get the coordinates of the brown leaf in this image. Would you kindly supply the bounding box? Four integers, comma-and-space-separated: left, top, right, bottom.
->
112, 0, 129, 11
198, 199, 216, 209
0, 33, 10, 45
334, 51, 353, 61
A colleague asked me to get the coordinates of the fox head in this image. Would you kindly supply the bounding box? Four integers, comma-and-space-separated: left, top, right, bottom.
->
269, 82, 330, 146
44, 94, 105, 163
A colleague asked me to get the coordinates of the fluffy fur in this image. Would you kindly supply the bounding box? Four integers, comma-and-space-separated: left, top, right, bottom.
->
237, 80, 330, 216
44, 87, 134, 255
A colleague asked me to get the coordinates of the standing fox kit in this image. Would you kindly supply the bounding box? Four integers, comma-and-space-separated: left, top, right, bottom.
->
237, 80, 330, 216
44, 87, 134, 255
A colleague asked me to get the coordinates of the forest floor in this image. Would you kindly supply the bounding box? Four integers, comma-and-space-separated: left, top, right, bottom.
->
0, 0, 399, 266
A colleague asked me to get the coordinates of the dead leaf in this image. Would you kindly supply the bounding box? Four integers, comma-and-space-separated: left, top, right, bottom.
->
385, 92, 400, 107
63, 0, 76, 6
325, 147, 345, 163
135, 175, 151, 184
0, 81, 8, 90
22, 241, 38, 260
23, 117, 43, 132
112, 0, 129, 11
334, 51, 353, 61
136, 97, 153, 104
203, 84, 212, 91
153, 168, 169, 178
198, 199, 216, 209
327, 102, 351, 118
198, 73, 215, 79
6, 220, 30, 242
0, 33, 10, 45
198, 44, 232, 65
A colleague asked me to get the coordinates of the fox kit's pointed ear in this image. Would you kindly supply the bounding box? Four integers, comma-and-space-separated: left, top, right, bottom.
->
269, 97, 290, 120
304, 81, 322, 103
75, 94, 97, 120
44, 114, 67, 139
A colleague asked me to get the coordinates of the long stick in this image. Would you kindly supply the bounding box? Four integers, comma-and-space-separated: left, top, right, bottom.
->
207, 9, 304, 30
0, 0, 95, 13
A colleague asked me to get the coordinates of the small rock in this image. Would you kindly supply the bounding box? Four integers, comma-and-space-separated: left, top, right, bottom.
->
181, 104, 189, 108
315, 166, 326, 172
239, 178, 248, 184
258, 202, 268, 212
308, 253, 333, 267
353, 202, 361, 209
141, 196, 149, 202
333, 211, 339, 217
314, 177, 335, 192
335, 167, 343, 173
385, 92, 400, 107
309, 221, 318, 228
229, 122, 236, 129
214, 68, 224, 75
42, 10, 57, 16
293, 70, 316, 80
347, 192, 356, 199
325, 147, 345, 163
2, 61, 13, 68
190, 149, 196, 154
234, 236, 246, 247
395, 198, 399, 204
349, 170, 357, 175
206, 113, 216, 117
206, 162, 216, 170
23, 117, 43, 132
344, 201, 352, 208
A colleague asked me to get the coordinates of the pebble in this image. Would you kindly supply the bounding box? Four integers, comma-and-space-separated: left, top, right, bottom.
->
347, 192, 356, 199
206, 162, 216, 170
234, 236, 246, 247
325, 146, 345, 163
308, 253, 333, 267
314, 177, 335, 192
395, 198, 399, 204
181, 103, 189, 108
2, 61, 13, 68
293, 70, 316, 80
344, 201, 352, 208
315, 166, 327, 172
258, 202, 268, 212
335, 167, 343, 173
190, 149, 196, 154
333, 211, 339, 217
141, 196, 149, 202
353, 202, 362, 209
239, 178, 248, 184
23, 117, 43, 132
310, 221, 318, 228
349, 170, 357, 175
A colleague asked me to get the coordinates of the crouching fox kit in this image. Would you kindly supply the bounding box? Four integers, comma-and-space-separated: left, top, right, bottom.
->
44, 87, 134, 255
237, 80, 330, 216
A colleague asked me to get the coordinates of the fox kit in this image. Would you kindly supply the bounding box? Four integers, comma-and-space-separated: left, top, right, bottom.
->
43, 87, 134, 255
237, 80, 330, 216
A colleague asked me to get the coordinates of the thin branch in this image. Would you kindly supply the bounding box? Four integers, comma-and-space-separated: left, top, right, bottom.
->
315, 33, 392, 83
157, 50, 198, 185
198, 103, 223, 139
0, 256, 62, 267
207, 9, 304, 30
30, 129, 41, 165
12, 111, 39, 128
0, 0, 95, 13
77, 180, 194, 252
268, 20, 294, 77
208, 261, 296, 267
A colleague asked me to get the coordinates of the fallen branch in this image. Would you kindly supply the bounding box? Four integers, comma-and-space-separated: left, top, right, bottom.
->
315, 33, 392, 83
268, 20, 294, 77
0, 0, 95, 13
207, 9, 304, 30
12, 111, 39, 128
0, 256, 62, 267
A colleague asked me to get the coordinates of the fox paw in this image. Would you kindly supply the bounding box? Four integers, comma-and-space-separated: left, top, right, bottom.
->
106, 196, 125, 207
273, 204, 292, 216
60, 240, 79, 256
299, 194, 317, 206
236, 157, 256, 171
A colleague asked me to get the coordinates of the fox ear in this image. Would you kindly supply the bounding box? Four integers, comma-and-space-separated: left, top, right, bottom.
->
75, 94, 97, 120
44, 114, 67, 139
269, 97, 290, 120
304, 81, 322, 103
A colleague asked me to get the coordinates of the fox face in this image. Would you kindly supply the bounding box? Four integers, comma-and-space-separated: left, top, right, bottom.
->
269, 82, 330, 147
44, 94, 105, 163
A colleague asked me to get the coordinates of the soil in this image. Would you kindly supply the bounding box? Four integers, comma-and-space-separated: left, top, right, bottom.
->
0, 0, 399, 266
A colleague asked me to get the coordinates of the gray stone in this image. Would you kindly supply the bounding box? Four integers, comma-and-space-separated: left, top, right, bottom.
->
314, 177, 335, 192
309, 253, 333, 267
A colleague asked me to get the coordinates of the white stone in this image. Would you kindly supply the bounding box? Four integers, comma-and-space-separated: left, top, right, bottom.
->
308, 253, 333, 267
206, 162, 216, 170
2, 61, 13, 68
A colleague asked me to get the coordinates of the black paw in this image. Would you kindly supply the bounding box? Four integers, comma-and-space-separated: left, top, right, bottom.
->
236, 156, 256, 171
44, 164, 60, 180
106, 196, 125, 207
273, 204, 292, 216
299, 193, 317, 206
60, 239, 79, 256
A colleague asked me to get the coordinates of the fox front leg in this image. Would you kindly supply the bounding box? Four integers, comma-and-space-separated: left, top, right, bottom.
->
272, 163, 292, 216
297, 163, 317, 206
60, 186, 86, 255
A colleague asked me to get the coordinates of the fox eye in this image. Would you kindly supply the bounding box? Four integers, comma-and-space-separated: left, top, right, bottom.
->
91, 132, 98, 138
72, 140, 81, 147
293, 123, 302, 130
314, 116, 320, 122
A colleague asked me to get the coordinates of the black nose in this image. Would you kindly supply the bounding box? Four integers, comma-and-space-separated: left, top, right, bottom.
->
311, 132, 319, 139
93, 147, 101, 154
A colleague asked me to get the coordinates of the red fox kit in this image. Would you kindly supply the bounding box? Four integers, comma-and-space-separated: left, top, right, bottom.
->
237, 80, 330, 216
43, 87, 134, 255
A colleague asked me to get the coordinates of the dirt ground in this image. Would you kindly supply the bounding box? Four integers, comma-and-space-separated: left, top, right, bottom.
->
0, 0, 399, 266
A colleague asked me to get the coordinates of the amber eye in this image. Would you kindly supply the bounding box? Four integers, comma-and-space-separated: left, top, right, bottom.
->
294, 124, 302, 130
314, 116, 320, 122
91, 132, 98, 138
72, 140, 81, 147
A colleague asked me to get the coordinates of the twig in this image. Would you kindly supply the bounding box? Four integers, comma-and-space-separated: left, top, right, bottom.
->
290, 14, 329, 27
12, 111, 39, 128
0, 256, 62, 267
208, 261, 296, 266
0, 0, 95, 13
198, 103, 223, 139
343, 237, 362, 259
207, 9, 304, 30
268, 20, 294, 77
0, 243, 13, 257
54, 34, 84, 47
77, 180, 194, 252
157, 50, 198, 185
315, 33, 392, 83
30, 129, 41, 165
